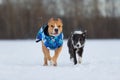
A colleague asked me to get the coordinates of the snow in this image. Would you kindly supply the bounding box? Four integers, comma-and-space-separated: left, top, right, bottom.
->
0, 39, 120, 80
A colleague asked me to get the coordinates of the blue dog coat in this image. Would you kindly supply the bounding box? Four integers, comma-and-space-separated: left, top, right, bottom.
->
36, 24, 63, 50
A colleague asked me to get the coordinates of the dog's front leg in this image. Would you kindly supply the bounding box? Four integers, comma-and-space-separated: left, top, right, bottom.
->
73, 49, 77, 65
77, 48, 83, 64
52, 46, 62, 66
42, 42, 51, 66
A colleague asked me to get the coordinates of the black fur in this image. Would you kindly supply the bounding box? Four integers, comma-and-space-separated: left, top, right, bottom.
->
67, 30, 86, 65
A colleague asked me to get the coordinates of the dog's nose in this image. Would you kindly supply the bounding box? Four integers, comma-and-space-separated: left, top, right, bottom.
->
54, 29, 58, 33
77, 44, 79, 47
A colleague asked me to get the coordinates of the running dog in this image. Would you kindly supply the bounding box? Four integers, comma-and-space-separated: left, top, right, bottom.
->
36, 18, 63, 66
67, 30, 86, 65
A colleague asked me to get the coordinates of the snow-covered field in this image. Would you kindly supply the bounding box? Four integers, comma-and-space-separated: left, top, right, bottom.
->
0, 40, 120, 80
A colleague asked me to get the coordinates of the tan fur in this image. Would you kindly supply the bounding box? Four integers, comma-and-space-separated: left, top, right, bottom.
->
48, 18, 63, 36
42, 18, 63, 66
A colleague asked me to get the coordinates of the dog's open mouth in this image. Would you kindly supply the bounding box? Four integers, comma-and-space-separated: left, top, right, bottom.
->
54, 32, 58, 35
51, 32, 59, 36
54, 29, 59, 35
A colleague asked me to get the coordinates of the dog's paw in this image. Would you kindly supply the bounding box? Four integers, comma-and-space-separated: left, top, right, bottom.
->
70, 58, 74, 62
49, 60, 53, 66
50, 60, 57, 66
43, 64, 48, 66
78, 57, 82, 64
53, 63, 57, 66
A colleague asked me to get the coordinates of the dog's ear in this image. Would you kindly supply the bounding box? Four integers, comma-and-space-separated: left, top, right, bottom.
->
57, 18, 63, 27
83, 30, 87, 37
84, 30, 87, 33
48, 18, 54, 22
70, 32, 74, 39
58, 18, 62, 22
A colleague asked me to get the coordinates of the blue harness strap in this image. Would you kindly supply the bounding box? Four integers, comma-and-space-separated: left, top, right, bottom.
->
36, 24, 63, 50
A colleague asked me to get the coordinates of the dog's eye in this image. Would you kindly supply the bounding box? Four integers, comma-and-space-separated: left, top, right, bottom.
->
83, 34, 85, 37
58, 25, 61, 28
51, 25, 54, 28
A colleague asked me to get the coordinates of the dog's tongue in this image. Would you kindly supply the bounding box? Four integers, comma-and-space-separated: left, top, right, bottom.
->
54, 32, 58, 35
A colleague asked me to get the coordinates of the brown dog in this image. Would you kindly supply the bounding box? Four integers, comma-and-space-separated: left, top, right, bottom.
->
36, 18, 63, 66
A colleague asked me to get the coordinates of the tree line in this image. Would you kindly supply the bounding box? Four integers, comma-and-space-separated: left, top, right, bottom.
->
0, 0, 120, 39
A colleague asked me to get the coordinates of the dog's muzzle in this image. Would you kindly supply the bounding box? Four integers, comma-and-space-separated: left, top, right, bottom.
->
54, 28, 58, 33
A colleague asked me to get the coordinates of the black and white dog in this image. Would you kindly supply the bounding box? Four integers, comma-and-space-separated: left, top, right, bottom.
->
67, 30, 86, 65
